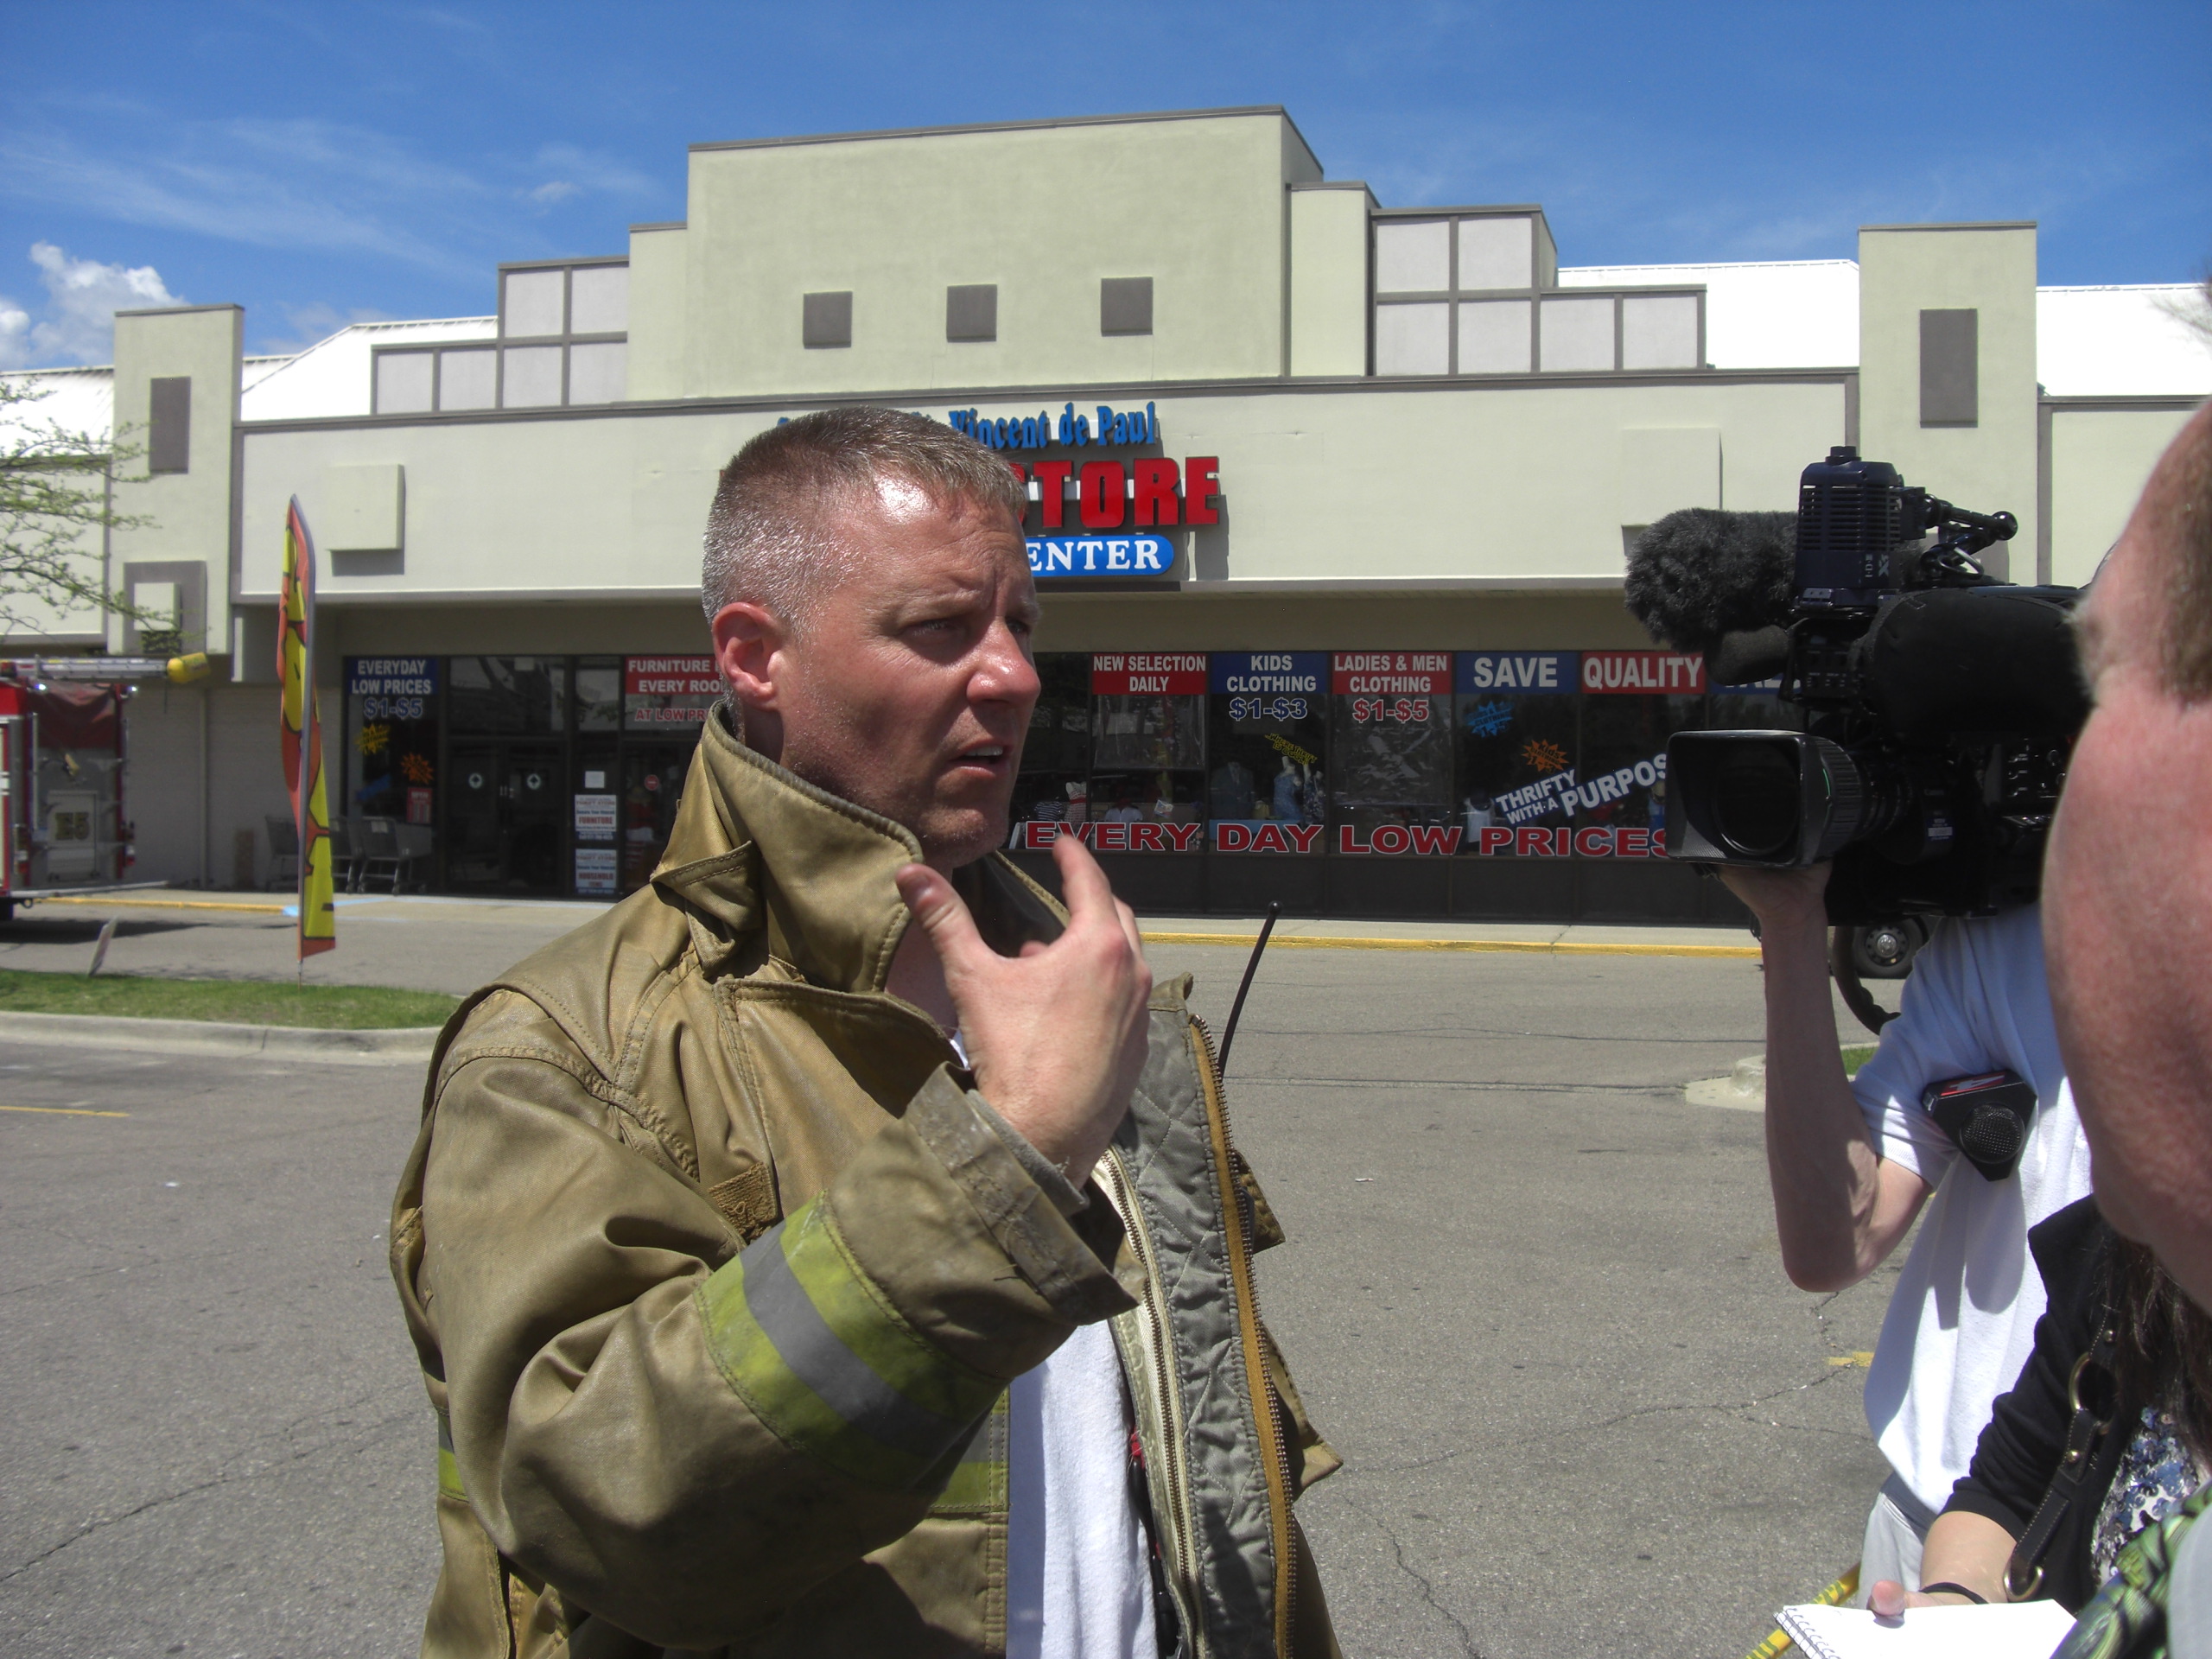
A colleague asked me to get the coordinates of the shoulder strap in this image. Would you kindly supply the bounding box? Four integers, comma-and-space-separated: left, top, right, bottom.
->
2005, 1316, 2121, 1599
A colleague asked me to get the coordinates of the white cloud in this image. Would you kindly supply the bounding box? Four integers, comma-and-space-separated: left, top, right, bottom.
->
0, 298, 29, 369
0, 243, 182, 368
530, 143, 656, 200
528, 180, 580, 207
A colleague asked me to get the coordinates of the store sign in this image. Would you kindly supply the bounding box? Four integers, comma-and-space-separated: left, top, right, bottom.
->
1019, 454, 1220, 537
1020, 820, 1205, 853
1455, 652, 1575, 694
1465, 826, 1666, 858
951, 401, 1159, 450
1331, 652, 1452, 694
575, 847, 618, 896
1028, 535, 1173, 578
1211, 652, 1325, 695
1580, 651, 1707, 695
1215, 822, 1324, 854
574, 794, 617, 841
346, 656, 438, 721
1336, 824, 1465, 855
1091, 653, 1206, 695
624, 656, 720, 728
346, 656, 438, 697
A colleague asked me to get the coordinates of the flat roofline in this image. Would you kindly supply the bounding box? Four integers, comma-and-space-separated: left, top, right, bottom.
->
1860, 221, 2037, 233
498, 254, 628, 272
2040, 283, 2207, 295
113, 303, 243, 319
630, 221, 686, 233
1560, 258, 1859, 272
1372, 203, 1547, 219
2040, 394, 2207, 411
688, 105, 1317, 168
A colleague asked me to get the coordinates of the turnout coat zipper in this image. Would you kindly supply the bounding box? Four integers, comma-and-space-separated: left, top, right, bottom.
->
388, 709, 1338, 1658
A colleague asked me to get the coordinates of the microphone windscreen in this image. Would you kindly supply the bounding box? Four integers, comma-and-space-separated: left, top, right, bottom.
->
1709, 626, 1792, 687
1624, 508, 1796, 657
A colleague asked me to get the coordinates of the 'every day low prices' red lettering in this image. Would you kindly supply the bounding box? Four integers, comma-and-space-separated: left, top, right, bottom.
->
1021, 821, 1206, 853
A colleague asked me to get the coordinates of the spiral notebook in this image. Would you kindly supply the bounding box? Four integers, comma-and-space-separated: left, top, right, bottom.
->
1777, 1599, 2076, 1658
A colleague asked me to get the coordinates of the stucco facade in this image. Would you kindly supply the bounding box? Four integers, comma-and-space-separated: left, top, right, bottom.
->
5, 105, 2202, 919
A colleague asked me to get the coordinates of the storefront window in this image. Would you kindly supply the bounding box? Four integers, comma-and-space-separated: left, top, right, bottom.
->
1453, 652, 1578, 855
1010, 653, 1090, 850
575, 658, 623, 733
623, 656, 720, 732
449, 656, 568, 734
620, 746, 690, 893
1576, 651, 1707, 857
343, 658, 442, 890
1206, 652, 1326, 853
1089, 653, 1206, 851
1329, 652, 1454, 854
618, 656, 715, 891
1707, 676, 1802, 736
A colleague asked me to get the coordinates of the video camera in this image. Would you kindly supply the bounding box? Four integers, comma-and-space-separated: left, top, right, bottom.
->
1628, 448, 2088, 926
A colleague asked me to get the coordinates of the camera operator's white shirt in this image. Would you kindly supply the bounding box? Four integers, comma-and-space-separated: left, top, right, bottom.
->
1852, 903, 2094, 1514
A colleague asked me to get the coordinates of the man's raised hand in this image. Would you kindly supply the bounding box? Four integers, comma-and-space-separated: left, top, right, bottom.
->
895, 830, 1154, 1187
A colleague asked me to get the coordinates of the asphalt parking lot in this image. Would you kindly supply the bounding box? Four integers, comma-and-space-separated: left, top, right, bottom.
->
0, 925, 1906, 1658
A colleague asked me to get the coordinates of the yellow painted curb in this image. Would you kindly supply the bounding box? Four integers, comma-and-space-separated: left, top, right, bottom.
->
29, 894, 286, 915
1141, 931, 1760, 959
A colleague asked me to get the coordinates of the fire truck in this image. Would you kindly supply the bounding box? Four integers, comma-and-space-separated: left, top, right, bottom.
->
0, 653, 207, 920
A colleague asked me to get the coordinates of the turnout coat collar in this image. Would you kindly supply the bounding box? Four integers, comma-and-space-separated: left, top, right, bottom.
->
651, 705, 1060, 995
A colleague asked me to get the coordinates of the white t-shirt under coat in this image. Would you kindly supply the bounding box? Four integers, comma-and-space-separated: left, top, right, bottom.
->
1851, 904, 2094, 1514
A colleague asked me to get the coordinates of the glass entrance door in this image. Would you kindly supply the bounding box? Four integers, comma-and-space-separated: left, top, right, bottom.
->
620, 744, 692, 894
448, 741, 567, 893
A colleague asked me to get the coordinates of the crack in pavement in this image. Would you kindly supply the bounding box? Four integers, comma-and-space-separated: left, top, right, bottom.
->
1333, 1489, 1487, 1658
0, 1471, 233, 1584
1535, 1354, 1860, 1445
1330, 1357, 1859, 1469
0, 1403, 422, 1584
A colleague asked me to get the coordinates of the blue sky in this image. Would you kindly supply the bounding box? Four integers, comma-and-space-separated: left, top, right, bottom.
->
3, 0, 2206, 366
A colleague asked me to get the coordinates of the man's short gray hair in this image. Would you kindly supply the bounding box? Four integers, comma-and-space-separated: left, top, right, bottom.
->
701, 406, 1028, 626
2142, 398, 2212, 700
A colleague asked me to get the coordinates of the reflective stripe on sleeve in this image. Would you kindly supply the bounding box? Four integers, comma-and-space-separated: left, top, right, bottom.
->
696, 1198, 1006, 1490
435, 1407, 467, 1503
930, 1390, 1010, 1516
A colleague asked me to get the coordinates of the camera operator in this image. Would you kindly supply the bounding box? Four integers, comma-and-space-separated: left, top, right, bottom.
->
1723, 864, 2090, 1600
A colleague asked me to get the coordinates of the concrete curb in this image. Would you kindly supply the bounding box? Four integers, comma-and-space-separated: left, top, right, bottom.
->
0, 1010, 442, 1065
1686, 1055, 1767, 1111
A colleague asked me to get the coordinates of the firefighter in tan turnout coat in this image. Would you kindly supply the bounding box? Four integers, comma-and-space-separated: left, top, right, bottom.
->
391, 408, 1339, 1658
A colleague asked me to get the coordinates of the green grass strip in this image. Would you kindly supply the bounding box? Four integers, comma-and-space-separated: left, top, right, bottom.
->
1840, 1043, 1877, 1077
0, 968, 458, 1029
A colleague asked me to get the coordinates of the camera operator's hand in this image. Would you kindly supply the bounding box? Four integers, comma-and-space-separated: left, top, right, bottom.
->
895, 830, 1153, 1191
1719, 861, 1832, 935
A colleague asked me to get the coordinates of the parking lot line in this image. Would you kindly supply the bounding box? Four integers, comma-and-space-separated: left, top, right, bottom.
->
0, 1103, 130, 1117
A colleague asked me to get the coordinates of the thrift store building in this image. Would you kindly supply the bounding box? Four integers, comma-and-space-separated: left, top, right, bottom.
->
18, 106, 2209, 921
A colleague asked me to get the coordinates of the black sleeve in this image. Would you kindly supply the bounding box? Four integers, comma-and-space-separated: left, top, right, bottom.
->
1945, 1198, 2110, 1536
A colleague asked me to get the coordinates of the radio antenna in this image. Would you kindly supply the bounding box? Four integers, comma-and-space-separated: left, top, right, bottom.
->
1217, 902, 1280, 1072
